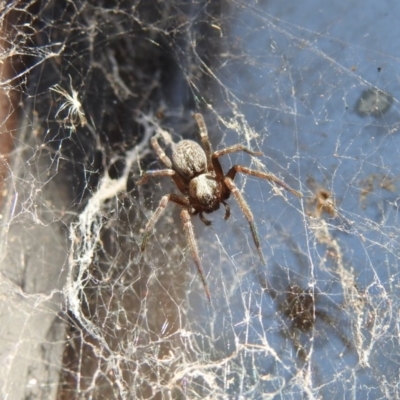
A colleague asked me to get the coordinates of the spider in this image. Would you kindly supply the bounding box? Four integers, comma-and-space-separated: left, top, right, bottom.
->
137, 113, 302, 301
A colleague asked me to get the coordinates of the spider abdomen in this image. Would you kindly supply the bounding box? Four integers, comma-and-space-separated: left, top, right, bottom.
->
189, 174, 220, 210
172, 140, 207, 179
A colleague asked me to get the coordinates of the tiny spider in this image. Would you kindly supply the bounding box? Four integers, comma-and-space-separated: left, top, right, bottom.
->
137, 113, 302, 301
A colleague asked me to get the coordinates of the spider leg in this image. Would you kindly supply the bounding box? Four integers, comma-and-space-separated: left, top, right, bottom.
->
137, 194, 190, 259
136, 169, 176, 185
194, 113, 213, 171
199, 212, 212, 226
224, 177, 266, 265
211, 139, 263, 182
226, 165, 302, 198
136, 168, 188, 194
213, 144, 263, 159
151, 136, 172, 168
181, 208, 211, 302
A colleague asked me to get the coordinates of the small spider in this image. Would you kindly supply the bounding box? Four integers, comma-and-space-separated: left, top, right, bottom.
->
137, 113, 302, 301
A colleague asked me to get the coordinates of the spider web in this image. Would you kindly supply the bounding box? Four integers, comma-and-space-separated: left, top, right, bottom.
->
0, 0, 399, 399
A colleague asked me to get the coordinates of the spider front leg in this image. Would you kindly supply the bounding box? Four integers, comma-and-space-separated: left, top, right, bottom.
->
213, 144, 263, 159
212, 144, 263, 182
224, 177, 266, 265
150, 136, 172, 168
136, 194, 190, 260
137, 168, 188, 194
181, 208, 211, 302
227, 165, 302, 198
136, 169, 176, 185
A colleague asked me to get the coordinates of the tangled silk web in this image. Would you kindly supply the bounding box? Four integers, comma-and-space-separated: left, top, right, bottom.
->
0, 1, 399, 399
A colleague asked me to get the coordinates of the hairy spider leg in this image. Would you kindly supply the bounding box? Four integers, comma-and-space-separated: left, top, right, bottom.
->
224, 177, 266, 265
194, 113, 213, 172
211, 143, 263, 183
136, 194, 190, 260
194, 115, 263, 169
136, 169, 175, 185
213, 144, 263, 159
227, 165, 302, 198
151, 136, 172, 168
181, 208, 211, 302
136, 168, 188, 194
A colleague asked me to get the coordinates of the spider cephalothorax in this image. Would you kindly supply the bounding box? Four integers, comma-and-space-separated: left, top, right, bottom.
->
137, 113, 302, 301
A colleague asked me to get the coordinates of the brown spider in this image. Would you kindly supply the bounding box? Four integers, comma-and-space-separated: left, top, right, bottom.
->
137, 113, 302, 301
